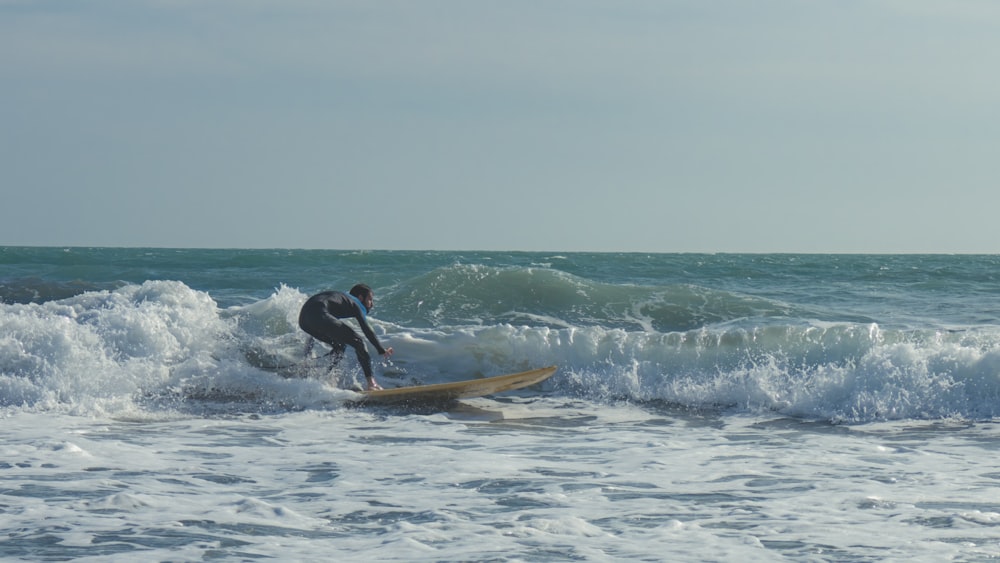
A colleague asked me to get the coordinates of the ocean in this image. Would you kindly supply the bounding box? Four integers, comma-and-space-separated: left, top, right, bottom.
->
2, 247, 1000, 561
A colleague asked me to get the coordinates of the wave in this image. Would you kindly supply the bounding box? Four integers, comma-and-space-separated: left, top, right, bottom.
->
2, 279, 999, 423
382, 264, 873, 332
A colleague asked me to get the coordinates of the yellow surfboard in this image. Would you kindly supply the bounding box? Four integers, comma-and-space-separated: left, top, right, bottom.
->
356, 365, 557, 405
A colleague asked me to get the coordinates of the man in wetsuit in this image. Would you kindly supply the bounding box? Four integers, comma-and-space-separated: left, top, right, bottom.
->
298, 284, 393, 391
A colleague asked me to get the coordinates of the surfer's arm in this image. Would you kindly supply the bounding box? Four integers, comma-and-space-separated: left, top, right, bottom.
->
356, 313, 388, 356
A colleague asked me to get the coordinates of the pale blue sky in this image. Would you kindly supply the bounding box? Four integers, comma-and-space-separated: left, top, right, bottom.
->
3, 0, 999, 252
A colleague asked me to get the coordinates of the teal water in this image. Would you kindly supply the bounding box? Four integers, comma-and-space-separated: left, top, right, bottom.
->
3, 248, 1000, 561
5, 247, 998, 323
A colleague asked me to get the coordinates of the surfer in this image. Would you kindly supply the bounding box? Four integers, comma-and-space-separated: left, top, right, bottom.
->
298, 284, 393, 391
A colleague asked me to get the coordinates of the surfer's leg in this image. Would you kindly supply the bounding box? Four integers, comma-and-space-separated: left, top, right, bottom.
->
301, 309, 348, 356
351, 340, 379, 390
327, 342, 346, 365
317, 322, 372, 379
320, 322, 360, 370
300, 307, 353, 375
347, 337, 373, 379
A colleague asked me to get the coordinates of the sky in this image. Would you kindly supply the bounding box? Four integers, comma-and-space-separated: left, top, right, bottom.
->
2, 0, 999, 253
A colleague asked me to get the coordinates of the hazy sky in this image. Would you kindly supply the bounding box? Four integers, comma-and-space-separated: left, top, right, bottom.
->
3, 0, 999, 252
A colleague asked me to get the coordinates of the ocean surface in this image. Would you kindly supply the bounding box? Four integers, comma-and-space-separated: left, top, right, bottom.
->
2, 248, 1000, 561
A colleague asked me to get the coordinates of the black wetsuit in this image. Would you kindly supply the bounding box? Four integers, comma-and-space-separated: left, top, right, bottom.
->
298, 291, 386, 379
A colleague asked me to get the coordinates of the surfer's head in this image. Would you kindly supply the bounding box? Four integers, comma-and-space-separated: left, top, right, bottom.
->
350, 284, 375, 313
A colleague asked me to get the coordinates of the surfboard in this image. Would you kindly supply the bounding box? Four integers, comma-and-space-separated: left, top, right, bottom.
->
355, 365, 557, 406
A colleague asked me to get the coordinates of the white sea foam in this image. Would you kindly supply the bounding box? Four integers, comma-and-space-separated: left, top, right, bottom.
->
3, 405, 999, 561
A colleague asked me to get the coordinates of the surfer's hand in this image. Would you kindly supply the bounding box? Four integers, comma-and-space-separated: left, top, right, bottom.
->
382, 347, 394, 358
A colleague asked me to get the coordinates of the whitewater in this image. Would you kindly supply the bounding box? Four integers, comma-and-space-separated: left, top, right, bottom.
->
2, 248, 1000, 561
